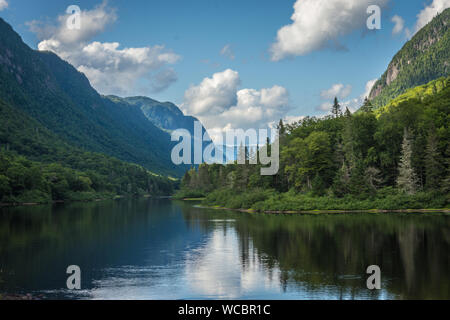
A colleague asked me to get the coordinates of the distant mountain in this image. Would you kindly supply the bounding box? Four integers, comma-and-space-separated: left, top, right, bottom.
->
369, 8, 450, 108
108, 96, 206, 136
0, 17, 203, 177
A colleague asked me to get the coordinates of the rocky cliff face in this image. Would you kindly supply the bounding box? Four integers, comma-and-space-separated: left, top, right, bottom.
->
368, 8, 450, 107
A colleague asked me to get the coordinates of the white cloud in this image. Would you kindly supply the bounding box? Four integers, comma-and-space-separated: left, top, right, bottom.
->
320, 83, 352, 100
317, 79, 377, 113
182, 69, 290, 141
183, 69, 240, 116
415, 0, 450, 33
0, 0, 8, 11
342, 78, 377, 112
362, 78, 377, 100
270, 0, 389, 60
220, 44, 235, 60
391, 15, 405, 35
28, 2, 180, 95
317, 102, 333, 112
279, 115, 305, 126
317, 83, 352, 112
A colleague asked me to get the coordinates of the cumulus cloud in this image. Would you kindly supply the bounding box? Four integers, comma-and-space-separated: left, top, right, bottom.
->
28, 1, 180, 95
270, 0, 389, 60
320, 83, 352, 100
183, 69, 240, 116
317, 102, 333, 112
317, 79, 376, 113
342, 79, 377, 112
182, 69, 290, 141
391, 15, 405, 35
362, 79, 377, 100
220, 44, 235, 60
0, 0, 8, 11
317, 83, 352, 112
415, 0, 450, 33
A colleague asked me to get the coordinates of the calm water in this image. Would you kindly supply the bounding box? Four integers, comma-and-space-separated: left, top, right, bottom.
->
0, 199, 448, 300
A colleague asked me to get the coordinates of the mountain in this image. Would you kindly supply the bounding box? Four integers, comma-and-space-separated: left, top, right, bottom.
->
107, 96, 205, 136
0, 17, 198, 177
369, 8, 450, 108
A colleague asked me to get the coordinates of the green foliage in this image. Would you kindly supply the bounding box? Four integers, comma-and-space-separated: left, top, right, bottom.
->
0, 150, 176, 204
397, 128, 419, 195
0, 17, 187, 177
181, 77, 450, 211
370, 8, 450, 108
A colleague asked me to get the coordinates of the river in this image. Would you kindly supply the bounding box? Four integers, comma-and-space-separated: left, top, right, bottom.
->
0, 198, 448, 299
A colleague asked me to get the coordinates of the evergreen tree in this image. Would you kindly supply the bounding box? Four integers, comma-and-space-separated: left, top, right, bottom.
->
181, 170, 191, 189
344, 107, 352, 117
425, 130, 443, 190
342, 111, 356, 169
349, 157, 372, 197
365, 166, 382, 192
331, 97, 342, 118
278, 119, 286, 135
332, 162, 351, 197
360, 98, 374, 113
397, 128, 419, 195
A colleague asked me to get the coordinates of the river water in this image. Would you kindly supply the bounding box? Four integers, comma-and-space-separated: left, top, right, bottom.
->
0, 199, 448, 299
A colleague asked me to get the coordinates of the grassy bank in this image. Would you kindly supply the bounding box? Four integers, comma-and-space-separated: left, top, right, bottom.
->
202, 188, 449, 212
173, 189, 207, 200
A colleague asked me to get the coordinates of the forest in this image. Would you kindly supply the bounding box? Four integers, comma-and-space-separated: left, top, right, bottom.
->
0, 150, 176, 204
177, 77, 450, 211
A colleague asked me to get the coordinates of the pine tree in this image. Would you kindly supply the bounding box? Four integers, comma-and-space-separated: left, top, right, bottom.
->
360, 98, 373, 113
342, 111, 356, 169
365, 166, 382, 192
425, 130, 443, 190
278, 119, 286, 135
397, 128, 419, 195
344, 107, 352, 117
332, 161, 351, 197
331, 97, 342, 118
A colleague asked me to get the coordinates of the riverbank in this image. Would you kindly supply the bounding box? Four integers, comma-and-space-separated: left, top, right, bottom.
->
198, 188, 449, 212
0, 194, 174, 208
198, 204, 450, 215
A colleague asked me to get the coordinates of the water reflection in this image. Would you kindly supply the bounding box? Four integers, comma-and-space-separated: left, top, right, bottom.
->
0, 199, 448, 299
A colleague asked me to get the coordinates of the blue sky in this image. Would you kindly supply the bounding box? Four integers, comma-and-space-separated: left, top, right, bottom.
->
0, 0, 447, 136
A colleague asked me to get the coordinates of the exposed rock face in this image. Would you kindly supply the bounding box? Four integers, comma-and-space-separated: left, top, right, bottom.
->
369, 83, 383, 100
386, 64, 400, 86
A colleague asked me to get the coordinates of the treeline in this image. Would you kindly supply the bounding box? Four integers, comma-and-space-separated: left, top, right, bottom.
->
0, 95, 177, 204
0, 150, 176, 204
177, 78, 450, 211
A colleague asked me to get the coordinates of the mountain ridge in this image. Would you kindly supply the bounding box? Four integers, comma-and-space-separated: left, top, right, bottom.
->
369, 8, 450, 108
0, 17, 204, 177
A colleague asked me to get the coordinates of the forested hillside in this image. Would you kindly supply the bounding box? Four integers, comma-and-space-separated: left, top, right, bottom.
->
178, 77, 450, 210
0, 17, 194, 203
0, 97, 176, 204
0, 17, 186, 177
369, 8, 450, 108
